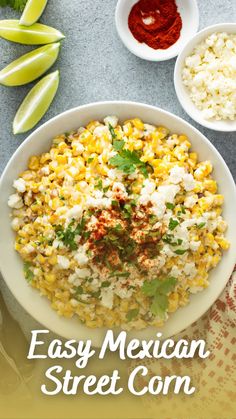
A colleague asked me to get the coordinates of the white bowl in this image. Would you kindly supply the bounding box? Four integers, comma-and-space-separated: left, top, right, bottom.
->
0, 101, 235, 347
115, 0, 199, 61
174, 23, 236, 131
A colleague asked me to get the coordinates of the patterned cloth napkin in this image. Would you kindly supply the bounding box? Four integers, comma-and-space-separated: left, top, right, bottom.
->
130, 267, 236, 419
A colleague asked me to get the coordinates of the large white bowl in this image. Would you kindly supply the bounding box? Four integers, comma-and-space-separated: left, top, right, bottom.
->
0, 101, 235, 347
115, 0, 199, 61
174, 23, 236, 131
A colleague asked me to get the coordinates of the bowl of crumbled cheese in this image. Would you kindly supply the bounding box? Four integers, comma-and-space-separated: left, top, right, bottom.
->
174, 23, 236, 131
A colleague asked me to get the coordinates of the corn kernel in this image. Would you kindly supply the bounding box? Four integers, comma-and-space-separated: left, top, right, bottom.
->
28, 156, 40, 170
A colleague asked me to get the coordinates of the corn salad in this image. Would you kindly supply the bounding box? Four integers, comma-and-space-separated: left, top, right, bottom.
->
8, 116, 229, 330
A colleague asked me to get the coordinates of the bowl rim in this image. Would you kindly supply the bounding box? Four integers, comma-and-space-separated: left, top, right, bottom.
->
0, 100, 236, 346
115, 0, 199, 61
174, 22, 236, 132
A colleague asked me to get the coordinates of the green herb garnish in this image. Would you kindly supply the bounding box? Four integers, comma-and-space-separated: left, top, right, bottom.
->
126, 308, 139, 322
101, 281, 111, 288
108, 124, 117, 140
196, 222, 206, 229
166, 202, 175, 210
87, 157, 94, 163
109, 149, 148, 178
142, 277, 177, 318
55, 217, 87, 251
95, 179, 103, 190
23, 262, 34, 282
109, 271, 130, 278
75, 286, 84, 295
162, 234, 183, 246
113, 139, 125, 151
174, 249, 188, 255
168, 218, 179, 231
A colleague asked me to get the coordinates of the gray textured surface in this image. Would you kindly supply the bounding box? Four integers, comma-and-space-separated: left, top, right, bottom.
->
0, 0, 235, 333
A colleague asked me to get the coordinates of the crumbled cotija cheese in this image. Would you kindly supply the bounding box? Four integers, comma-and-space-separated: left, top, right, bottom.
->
182, 32, 236, 121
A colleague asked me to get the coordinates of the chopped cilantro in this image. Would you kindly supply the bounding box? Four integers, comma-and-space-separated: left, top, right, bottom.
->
123, 203, 133, 218
126, 308, 139, 322
95, 179, 103, 190
111, 200, 119, 208
168, 218, 179, 231
101, 281, 111, 288
75, 286, 84, 295
90, 290, 101, 298
166, 202, 175, 210
55, 217, 87, 251
149, 214, 158, 225
162, 234, 183, 246
109, 271, 130, 278
174, 249, 188, 255
23, 262, 34, 282
108, 124, 117, 140
87, 157, 94, 164
196, 222, 206, 229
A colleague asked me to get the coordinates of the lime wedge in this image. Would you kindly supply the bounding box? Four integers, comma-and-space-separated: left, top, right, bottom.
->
0, 20, 64, 45
13, 70, 59, 134
20, 0, 48, 26
0, 42, 60, 86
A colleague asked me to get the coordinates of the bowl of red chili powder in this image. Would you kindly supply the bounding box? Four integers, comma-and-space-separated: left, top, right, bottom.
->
115, 0, 199, 61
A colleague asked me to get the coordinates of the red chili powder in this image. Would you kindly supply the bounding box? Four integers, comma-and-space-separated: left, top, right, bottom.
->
128, 0, 182, 50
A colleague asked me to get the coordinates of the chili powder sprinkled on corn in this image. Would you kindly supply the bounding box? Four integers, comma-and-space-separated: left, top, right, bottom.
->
128, 0, 182, 50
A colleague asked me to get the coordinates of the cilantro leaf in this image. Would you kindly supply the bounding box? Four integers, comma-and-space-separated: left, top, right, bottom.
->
150, 294, 168, 317
94, 179, 103, 190
142, 277, 177, 318
196, 222, 206, 229
101, 281, 111, 288
113, 139, 124, 151
75, 286, 84, 295
109, 152, 136, 174
109, 149, 148, 178
23, 262, 34, 282
168, 218, 179, 231
126, 308, 139, 322
108, 124, 116, 140
162, 234, 183, 246
142, 279, 160, 297
157, 277, 177, 294
174, 249, 188, 255
166, 202, 175, 210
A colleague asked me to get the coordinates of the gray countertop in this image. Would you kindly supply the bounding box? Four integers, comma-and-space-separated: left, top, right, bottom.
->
0, 0, 235, 333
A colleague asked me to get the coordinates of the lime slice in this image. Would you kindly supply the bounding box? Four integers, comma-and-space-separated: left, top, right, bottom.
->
20, 0, 48, 26
0, 42, 60, 86
0, 20, 64, 45
13, 70, 59, 134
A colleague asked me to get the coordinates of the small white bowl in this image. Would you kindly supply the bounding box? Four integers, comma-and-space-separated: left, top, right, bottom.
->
115, 0, 199, 61
174, 23, 236, 132
0, 101, 236, 347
